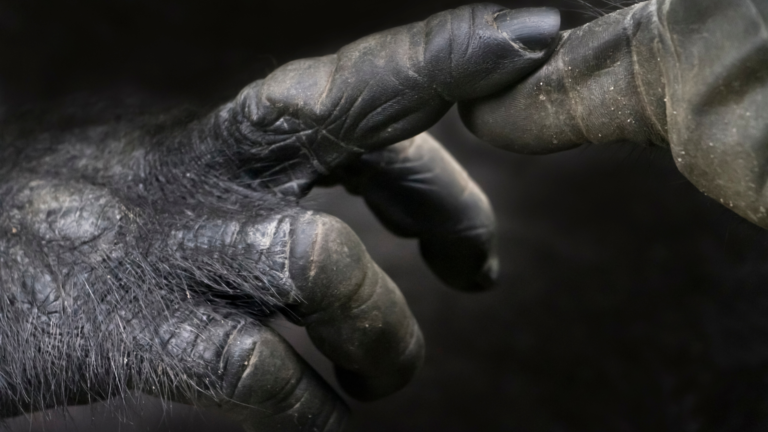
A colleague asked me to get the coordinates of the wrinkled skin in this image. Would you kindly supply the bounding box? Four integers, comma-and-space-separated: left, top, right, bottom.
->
461, 0, 768, 229
0, 4, 560, 431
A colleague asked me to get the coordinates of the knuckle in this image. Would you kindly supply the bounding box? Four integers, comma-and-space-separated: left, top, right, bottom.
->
219, 325, 348, 432
227, 329, 347, 430
162, 214, 298, 311
288, 212, 369, 314
222, 324, 303, 408
421, 4, 512, 99
290, 212, 366, 278
6, 180, 124, 246
258, 56, 339, 125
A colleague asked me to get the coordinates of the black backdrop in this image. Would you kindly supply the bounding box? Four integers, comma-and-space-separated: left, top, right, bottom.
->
3, 1, 768, 431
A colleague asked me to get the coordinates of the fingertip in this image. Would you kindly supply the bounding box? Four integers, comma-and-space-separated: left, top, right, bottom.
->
421, 4, 562, 101
457, 94, 522, 152
334, 326, 425, 401
420, 230, 499, 292
458, 82, 583, 155
467, 5, 561, 98
335, 368, 406, 402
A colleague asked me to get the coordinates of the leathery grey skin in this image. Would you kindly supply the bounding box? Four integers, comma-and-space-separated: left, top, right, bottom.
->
461, 0, 768, 230
0, 4, 560, 431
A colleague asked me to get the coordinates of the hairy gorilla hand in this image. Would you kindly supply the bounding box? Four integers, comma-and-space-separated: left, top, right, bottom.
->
0, 4, 559, 431
461, 0, 768, 228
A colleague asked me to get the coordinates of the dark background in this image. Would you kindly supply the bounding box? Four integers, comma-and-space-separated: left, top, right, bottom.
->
3, 0, 768, 431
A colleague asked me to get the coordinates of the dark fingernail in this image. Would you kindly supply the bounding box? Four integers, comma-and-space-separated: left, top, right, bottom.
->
494, 7, 561, 52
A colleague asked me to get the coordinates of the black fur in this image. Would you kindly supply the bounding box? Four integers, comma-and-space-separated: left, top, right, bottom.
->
0, 96, 300, 416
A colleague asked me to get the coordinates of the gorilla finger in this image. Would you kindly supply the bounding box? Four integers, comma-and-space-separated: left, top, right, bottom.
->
147, 310, 347, 432
252, 4, 561, 144
287, 211, 424, 401
213, 5, 560, 196
336, 133, 497, 291
459, 2, 668, 155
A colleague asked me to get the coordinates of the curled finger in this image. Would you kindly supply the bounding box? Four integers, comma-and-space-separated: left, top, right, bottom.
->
333, 132, 497, 291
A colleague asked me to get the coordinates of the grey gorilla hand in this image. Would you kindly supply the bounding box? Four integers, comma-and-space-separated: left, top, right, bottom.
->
461, 0, 768, 228
0, 4, 560, 431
